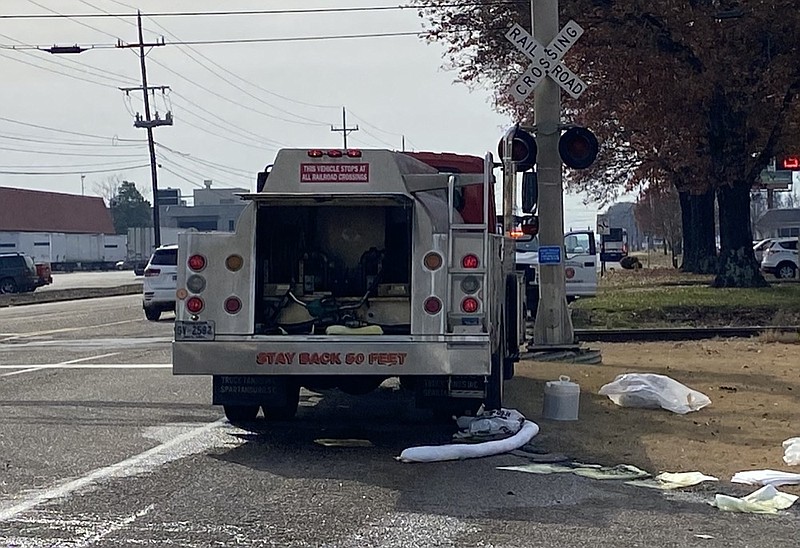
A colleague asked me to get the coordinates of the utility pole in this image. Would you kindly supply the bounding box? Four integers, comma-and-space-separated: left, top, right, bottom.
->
331, 107, 358, 148
531, 0, 575, 346
117, 11, 172, 248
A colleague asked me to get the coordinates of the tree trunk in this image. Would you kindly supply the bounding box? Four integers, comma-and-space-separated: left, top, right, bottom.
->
679, 189, 717, 274
713, 183, 768, 288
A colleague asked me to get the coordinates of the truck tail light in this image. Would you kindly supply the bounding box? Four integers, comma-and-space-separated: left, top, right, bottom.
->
461, 297, 479, 313
144, 268, 160, 277
462, 254, 479, 269
186, 296, 204, 314
424, 296, 442, 315
188, 254, 206, 272
186, 274, 206, 293
224, 296, 242, 314
460, 276, 480, 294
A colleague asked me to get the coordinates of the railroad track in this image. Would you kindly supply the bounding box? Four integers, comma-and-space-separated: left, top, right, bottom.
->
522, 324, 800, 343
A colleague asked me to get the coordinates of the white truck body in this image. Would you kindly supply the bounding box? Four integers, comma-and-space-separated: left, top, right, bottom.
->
172, 148, 524, 419
515, 229, 598, 311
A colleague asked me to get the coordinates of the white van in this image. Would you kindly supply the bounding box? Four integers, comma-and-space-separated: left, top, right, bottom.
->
515, 229, 598, 313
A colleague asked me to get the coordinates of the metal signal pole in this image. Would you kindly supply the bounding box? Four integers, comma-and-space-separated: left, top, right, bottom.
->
117, 11, 172, 247
531, 0, 575, 346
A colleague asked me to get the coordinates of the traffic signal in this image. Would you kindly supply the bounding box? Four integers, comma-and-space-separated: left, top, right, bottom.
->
497, 127, 537, 172
776, 155, 800, 171
559, 127, 598, 170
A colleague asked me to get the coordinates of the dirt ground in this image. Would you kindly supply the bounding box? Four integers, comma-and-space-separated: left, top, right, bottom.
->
506, 338, 799, 490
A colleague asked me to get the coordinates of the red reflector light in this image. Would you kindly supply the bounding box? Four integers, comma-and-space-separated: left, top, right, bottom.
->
346, 149, 362, 158
424, 296, 442, 315
307, 149, 324, 158
186, 296, 204, 314
462, 254, 479, 269
144, 268, 160, 277
188, 254, 206, 272
327, 149, 343, 158
461, 297, 479, 313
224, 296, 242, 314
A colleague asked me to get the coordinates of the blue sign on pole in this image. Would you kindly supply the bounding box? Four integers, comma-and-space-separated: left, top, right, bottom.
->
538, 245, 562, 265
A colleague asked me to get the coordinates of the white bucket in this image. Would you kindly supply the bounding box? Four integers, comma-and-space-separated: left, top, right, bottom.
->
542, 375, 580, 421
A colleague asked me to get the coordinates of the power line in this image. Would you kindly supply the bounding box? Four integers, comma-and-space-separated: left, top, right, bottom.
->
157, 155, 244, 188
1, 2, 524, 19
156, 143, 254, 177
0, 144, 146, 158
0, 115, 143, 142
0, 132, 145, 148
0, 49, 119, 88
25, 0, 123, 41
0, 28, 492, 51
0, 163, 150, 175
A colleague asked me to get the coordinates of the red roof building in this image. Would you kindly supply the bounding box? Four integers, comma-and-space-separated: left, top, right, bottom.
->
0, 186, 115, 234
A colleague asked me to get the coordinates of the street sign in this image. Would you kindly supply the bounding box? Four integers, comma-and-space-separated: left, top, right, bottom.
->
538, 245, 562, 265
596, 214, 610, 236
506, 20, 588, 101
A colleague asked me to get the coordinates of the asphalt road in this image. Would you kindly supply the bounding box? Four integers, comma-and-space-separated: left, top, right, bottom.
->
0, 296, 796, 547
39, 271, 142, 292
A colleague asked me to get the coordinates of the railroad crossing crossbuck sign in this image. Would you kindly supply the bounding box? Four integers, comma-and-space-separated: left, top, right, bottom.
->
505, 20, 588, 101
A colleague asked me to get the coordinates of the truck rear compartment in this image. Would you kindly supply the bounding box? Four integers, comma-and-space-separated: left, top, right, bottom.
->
254, 201, 413, 335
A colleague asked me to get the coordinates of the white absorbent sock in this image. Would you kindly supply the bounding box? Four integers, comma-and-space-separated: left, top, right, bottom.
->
397, 420, 540, 463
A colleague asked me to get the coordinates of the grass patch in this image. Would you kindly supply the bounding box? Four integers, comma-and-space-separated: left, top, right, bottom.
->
572, 283, 800, 328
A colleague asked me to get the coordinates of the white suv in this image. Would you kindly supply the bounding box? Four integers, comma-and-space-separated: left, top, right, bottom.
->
761, 238, 798, 279
143, 244, 178, 321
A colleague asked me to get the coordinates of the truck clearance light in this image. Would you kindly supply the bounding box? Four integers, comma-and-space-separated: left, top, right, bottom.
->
186, 296, 204, 314
346, 149, 362, 158
423, 251, 443, 271
424, 296, 442, 315
224, 296, 242, 314
307, 149, 324, 158
327, 149, 343, 158
225, 254, 244, 272
462, 254, 479, 269
188, 254, 206, 272
461, 297, 479, 314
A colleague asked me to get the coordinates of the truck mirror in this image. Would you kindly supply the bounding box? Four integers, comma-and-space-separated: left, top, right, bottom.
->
521, 171, 538, 213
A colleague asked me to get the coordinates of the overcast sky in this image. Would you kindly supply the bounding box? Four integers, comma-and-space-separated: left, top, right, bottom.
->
0, 0, 616, 231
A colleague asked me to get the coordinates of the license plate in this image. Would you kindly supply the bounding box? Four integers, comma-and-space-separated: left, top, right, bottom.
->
175, 321, 215, 341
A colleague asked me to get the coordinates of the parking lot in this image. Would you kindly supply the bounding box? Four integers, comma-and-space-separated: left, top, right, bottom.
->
0, 293, 797, 547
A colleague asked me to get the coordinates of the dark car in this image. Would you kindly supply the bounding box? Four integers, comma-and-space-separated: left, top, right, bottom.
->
0, 253, 39, 294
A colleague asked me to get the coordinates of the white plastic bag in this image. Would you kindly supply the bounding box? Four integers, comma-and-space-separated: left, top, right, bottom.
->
598, 373, 711, 414
783, 437, 800, 466
464, 408, 526, 437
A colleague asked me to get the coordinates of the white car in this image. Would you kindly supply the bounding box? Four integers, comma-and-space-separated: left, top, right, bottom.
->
753, 238, 775, 264
143, 244, 178, 321
761, 238, 798, 279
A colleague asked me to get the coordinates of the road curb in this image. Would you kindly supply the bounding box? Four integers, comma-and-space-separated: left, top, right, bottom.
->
0, 283, 143, 308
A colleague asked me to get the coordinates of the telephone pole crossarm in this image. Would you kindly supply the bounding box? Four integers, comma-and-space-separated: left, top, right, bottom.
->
331, 107, 359, 149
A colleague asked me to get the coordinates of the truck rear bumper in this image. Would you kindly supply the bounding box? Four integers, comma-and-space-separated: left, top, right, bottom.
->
173, 335, 492, 376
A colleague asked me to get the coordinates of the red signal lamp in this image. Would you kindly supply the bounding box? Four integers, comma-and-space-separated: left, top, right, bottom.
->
559, 127, 599, 170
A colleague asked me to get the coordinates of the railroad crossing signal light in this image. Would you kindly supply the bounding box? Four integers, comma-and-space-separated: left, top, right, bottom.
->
559, 127, 598, 170
498, 127, 537, 172
776, 155, 800, 171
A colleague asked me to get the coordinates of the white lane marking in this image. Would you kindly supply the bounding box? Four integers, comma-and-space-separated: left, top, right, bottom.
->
0, 319, 141, 342
0, 418, 229, 522
0, 363, 169, 371
0, 352, 122, 377
73, 504, 155, 548
2, 337, 172, 348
